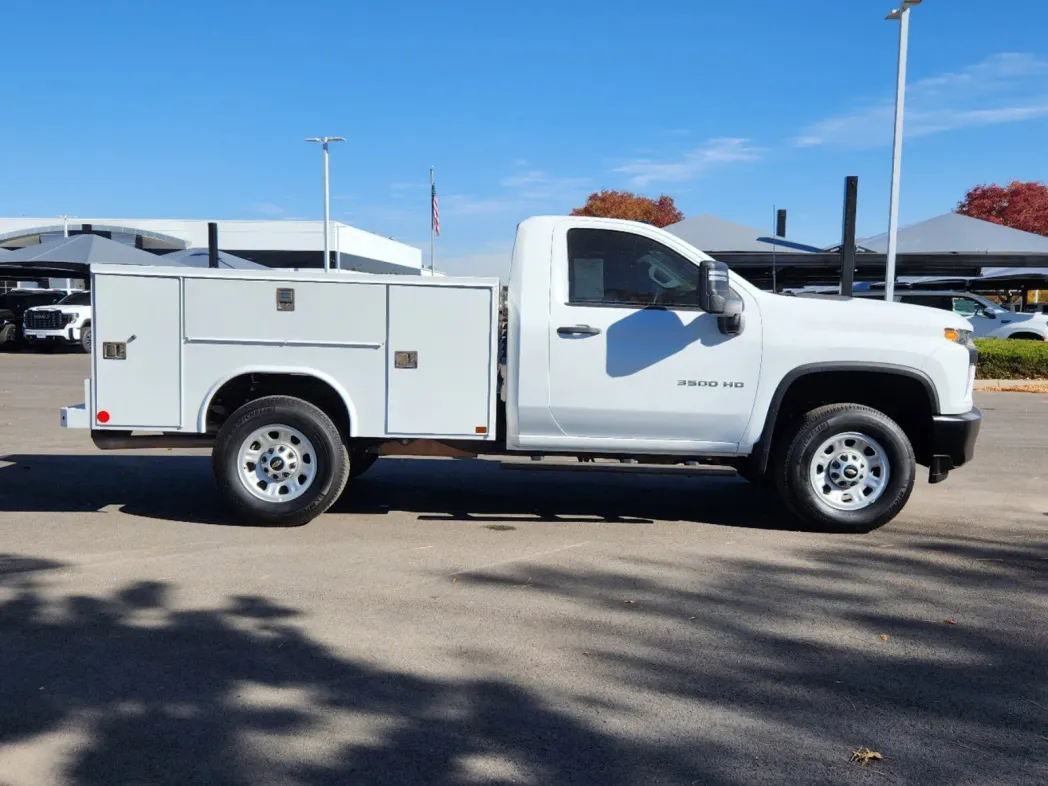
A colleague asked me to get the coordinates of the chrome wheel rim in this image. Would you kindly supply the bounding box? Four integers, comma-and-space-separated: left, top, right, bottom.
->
237, 424, 317, 503
808, 431, 889, 512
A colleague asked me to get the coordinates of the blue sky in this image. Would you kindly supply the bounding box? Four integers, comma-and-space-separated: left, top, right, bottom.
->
2, 0, 1046, 277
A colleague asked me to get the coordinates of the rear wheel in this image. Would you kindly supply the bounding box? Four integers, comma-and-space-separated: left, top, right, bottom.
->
80, 324, 92, 354
774, 404, 915, 533
212, 396, 350, 527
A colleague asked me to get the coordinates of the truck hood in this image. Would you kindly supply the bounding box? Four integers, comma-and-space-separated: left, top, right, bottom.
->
770, 293, 970, 336
992, 311, 1048, 327
25, 304, 91, 315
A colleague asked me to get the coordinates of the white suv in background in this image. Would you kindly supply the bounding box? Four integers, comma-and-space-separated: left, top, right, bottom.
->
860, 290, 1048, 341
23, 290, 93, 352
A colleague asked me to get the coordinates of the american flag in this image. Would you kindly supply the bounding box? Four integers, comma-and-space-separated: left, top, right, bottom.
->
431, 181, 440, 237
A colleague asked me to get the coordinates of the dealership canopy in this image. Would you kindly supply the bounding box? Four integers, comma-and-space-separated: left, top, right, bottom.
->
856, 213, 1048, 255
159, 247, 268, 270
0, 234, 187, 278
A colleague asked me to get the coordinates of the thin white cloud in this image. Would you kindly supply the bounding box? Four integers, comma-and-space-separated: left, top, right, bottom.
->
613, 138, 762, 186
245, 202, 285, 216
500, 170, 548, 187
500, 170, 590, 201
794, 52, 1048, 149
443, 169, 591, 217
440, 195, 518, 216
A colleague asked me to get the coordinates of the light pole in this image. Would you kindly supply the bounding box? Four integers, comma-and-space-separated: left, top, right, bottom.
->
883, 0, 922, 302
306, 136, 345, 272
58, 214, 73, 290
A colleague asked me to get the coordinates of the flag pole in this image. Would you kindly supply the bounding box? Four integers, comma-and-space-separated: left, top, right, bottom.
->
429, 166, 435, 273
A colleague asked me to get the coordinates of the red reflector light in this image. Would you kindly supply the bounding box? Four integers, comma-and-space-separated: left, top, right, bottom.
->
96, 410, 110, 424
475, 426, 487, 434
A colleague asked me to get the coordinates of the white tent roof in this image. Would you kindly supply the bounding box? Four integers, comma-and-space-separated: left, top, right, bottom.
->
858, 213, 1048, 255
665, 214, 816, 253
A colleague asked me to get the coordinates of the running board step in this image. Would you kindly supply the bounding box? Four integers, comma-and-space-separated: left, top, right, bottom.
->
499, 461, 738, 477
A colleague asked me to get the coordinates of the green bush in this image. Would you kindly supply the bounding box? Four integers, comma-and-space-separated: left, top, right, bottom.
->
974, 338, 1048, 379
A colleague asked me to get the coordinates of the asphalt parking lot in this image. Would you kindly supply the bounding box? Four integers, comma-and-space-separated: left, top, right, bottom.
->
0, 353, 1045, 786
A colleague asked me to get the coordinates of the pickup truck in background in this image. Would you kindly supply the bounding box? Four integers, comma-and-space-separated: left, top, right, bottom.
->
0, 289, 68, 347
60, 216, 982, 532
856, 289, 1048, 341
24, 290, 93, 352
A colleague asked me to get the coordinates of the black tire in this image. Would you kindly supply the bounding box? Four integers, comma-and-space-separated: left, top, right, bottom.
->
0, 323, 16, 347
80, 324, 92, 354
349, 449, 379, 479
212, 396, 350, 527
773, 404, 915, 533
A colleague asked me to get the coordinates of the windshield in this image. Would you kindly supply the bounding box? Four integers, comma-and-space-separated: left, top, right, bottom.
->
58, 291, 91, 306
969, 295, 1004, 313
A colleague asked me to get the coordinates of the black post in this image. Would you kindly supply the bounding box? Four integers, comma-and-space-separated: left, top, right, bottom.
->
840, 176, 858, 297
207, 222, 218, 269
776, 209, 787, 238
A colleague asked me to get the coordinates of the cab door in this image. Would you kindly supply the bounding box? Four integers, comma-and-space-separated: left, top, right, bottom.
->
546, 224, 761, 449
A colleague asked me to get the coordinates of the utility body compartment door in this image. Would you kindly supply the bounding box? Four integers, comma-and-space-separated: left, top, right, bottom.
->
385, 284, 496, 437
93, 273, 182, 429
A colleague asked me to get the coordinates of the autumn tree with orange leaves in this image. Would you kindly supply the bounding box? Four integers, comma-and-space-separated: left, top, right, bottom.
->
570, 190, 684, 228
957, 181, 1048, 237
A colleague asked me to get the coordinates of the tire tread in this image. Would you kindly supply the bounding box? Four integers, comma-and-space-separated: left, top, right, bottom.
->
773, 403, 915, 533
213, 395, 350, 527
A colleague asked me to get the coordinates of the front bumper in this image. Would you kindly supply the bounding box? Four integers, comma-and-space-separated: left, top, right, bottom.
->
928, 408, 981, 483
25, 327, 78, 343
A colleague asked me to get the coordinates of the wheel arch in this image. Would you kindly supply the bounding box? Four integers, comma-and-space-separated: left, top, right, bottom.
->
751, 362, 939, 474
198, 367, 360, 437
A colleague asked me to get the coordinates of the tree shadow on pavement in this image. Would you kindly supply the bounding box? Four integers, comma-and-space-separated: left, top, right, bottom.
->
451, 532, 1048, 785
0, 554, 737, 786
1, 530, 1046, 785
0, 454, 804, 532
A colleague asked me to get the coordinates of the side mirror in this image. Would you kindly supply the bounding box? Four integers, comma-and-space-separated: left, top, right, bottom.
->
718, 296, 745, 336
697, 260, 727, 315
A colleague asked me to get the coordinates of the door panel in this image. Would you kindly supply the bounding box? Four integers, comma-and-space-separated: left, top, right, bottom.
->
385, 284, 495, 436
94, 275, 182, 428
547, 226, 761, 447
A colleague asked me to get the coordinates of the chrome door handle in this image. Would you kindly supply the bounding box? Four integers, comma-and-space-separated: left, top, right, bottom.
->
557, 325, 601, 337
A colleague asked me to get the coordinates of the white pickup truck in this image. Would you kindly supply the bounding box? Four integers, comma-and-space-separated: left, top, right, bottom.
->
24, 290, 93, 352
61, 216, 981, 532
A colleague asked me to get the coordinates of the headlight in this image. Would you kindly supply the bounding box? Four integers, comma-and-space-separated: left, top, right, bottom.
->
944, 327, 972, 344
63, 313, 77, 325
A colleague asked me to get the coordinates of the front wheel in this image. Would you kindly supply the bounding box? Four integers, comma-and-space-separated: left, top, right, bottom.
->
212, 396, 350, 527
774, 404, 915, 533
80, 324, 92, 354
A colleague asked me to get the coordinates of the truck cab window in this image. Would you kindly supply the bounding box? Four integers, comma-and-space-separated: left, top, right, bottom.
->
566, 228, 699, 308
951, 297, 979, 318
901, 295, 953, 311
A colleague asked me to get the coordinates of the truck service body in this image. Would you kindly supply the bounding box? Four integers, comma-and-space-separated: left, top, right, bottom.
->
62, 216, 981, 531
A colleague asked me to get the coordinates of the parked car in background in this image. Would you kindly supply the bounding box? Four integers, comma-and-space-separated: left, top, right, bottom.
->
0, 289, 68, 348
23, 290, 92, 352
857, 290, 1048, 340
